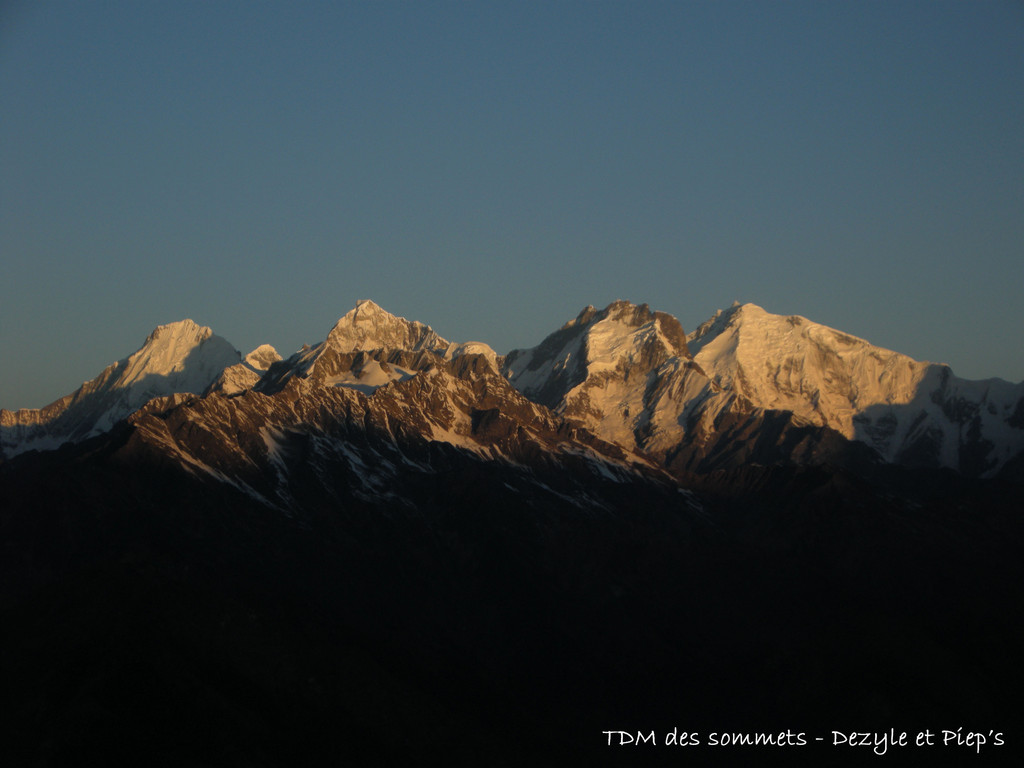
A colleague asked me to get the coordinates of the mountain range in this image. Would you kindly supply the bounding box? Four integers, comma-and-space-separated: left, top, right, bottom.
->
2, 300, 1022, 766
4, 299, 1023, 481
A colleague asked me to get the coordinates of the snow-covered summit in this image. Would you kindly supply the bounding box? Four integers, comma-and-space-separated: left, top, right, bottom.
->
688, 302, 1024, 474
444, 341, 500, 370
687, 302, 932, 431
502, 300, 699, 448
503, 300, 689, 409
258, 301, 499, 394
245, 344, 282, 371
499, 299, 1024, 476
209, 343, 283, 396
326, 300, 451, 354
113, 319, 240, 394
1, 319, 241, 457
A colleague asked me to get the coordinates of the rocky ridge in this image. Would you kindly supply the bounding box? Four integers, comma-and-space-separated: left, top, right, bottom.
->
3, 300, 1023, 480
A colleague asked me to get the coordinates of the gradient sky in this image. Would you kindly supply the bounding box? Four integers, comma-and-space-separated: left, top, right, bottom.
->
2, 0, 1022, 409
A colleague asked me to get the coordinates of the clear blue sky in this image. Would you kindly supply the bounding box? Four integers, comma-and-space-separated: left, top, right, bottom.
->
2, 0, 1022, 409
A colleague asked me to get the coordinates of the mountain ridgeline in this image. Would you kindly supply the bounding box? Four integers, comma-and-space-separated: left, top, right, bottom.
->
4, 298, 1023, 480
2, 300, 1022, 766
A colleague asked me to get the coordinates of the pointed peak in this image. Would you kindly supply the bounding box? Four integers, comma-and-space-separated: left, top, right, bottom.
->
556, 301, 688, 352
334, 299, 401, 327
332, 300, 402, 328
327, 302, 449, 353
701, 302, 768, 329
244, 344, 282, 371
353, 298, 385, 314
565, 300, 657, 330
143, 319, 213, 346
689, 302, 768, 347
565, 305, 599, 329
604, 300, 655, 325
723, 301, 765, 317
133, 319, 238, 375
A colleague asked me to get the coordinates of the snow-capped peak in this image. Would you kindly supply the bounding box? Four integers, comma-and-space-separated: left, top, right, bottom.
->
444, 341, 499, 369
503, 300, 690, 407
244, 344, 282, 371
118, 319, 238, 388
499, 301, 701, 453
255, 302, 501, 394
1, 319, 242, 457
687, 302, 929, 427
143, 318, 211, 345
326, 300, 450, 354
206, 344, 281, 397
686, 302, 1024, 474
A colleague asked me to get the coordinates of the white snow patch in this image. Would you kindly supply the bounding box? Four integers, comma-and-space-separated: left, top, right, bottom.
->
324, 361, 417, 394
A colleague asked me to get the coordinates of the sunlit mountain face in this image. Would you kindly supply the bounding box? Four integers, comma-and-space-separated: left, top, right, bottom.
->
2, 301, 1022, 766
